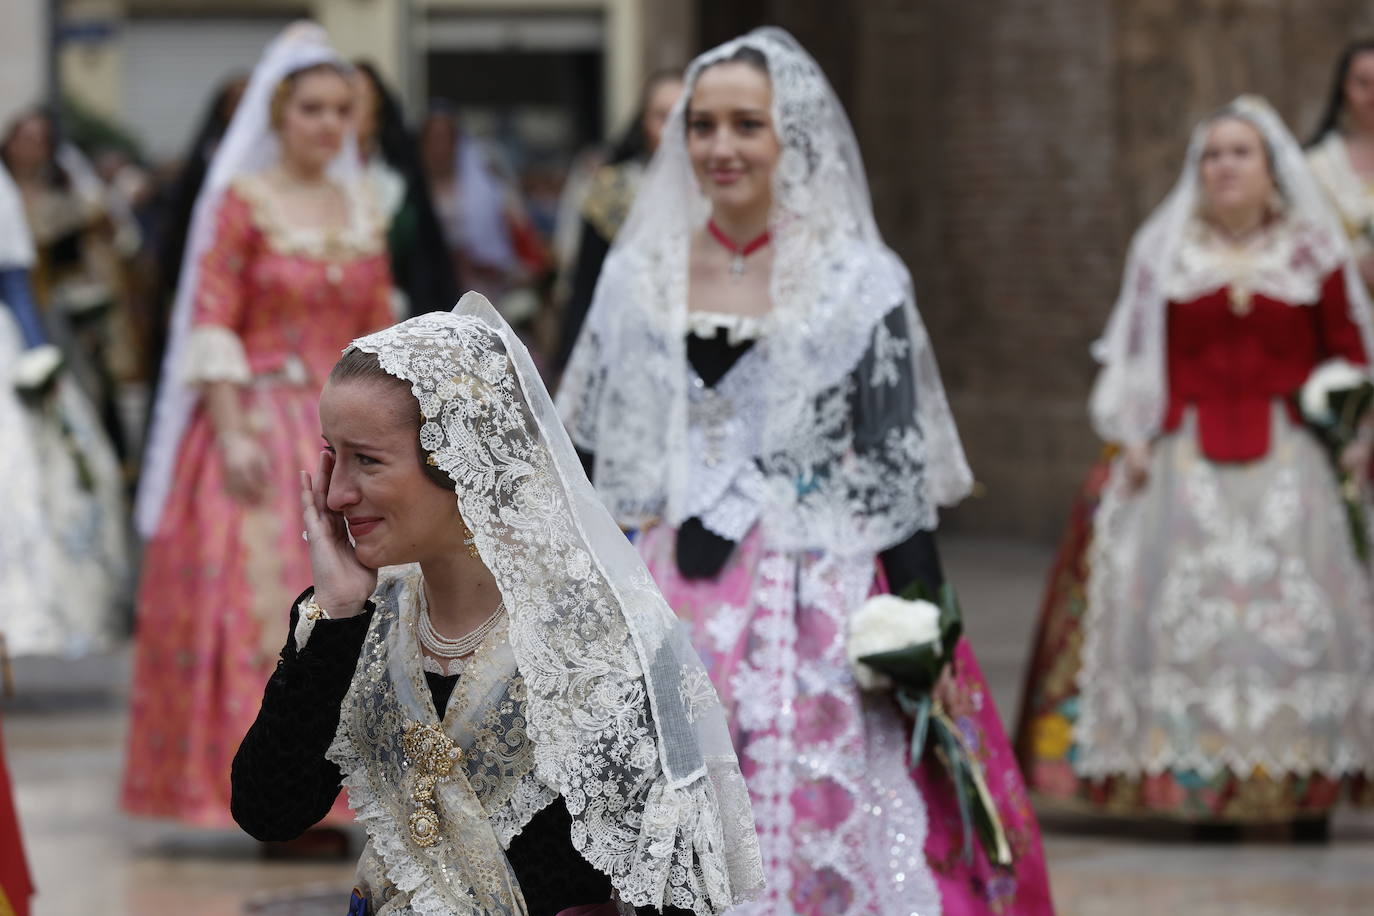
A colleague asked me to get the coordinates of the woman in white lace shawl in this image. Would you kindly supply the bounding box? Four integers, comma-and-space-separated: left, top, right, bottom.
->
1017, 96, 1374, 834
558, 27, 1054, 916
232, 293, 762, 916
1307, 39, 1374, 293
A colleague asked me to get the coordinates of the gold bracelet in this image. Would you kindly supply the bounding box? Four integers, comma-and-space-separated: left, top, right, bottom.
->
300, 593, 330, 622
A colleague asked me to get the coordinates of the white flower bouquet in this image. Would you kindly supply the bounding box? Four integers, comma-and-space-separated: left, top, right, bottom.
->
847, 582, 1011, 867
12, 344, 63, 396
1297, 357, 1374, 561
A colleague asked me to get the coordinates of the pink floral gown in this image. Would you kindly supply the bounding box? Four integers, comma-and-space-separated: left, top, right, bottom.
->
637, 525, 1055, 916
121, 176, 393, 826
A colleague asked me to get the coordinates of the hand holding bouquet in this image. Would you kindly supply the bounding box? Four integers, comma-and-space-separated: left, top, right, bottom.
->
847, 582, 1012, 868
1298, 358, 1374, 561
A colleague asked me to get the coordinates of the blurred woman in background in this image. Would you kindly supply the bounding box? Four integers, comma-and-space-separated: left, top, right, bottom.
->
0, 152, 128, 659
1016, 97, 1374, 835
352, 61, 457, 317
123, 22, 393, 828
2, 107, 132, 459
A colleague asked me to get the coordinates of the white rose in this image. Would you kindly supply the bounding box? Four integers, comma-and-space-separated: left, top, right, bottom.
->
1300, 358, 1371, 424
12, 345, 62, 391
846, 594, 942, 691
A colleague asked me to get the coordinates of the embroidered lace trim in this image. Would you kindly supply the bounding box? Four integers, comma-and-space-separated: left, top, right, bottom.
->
180, 325, 252, 386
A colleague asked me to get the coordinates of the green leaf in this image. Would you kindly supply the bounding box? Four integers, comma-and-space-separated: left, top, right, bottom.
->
859, 643, 943, 689
896, 687, 931, 763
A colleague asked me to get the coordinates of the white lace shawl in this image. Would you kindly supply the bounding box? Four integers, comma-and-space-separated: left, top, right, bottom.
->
1308, 130, 1374, 249
556, 27, 972, 555
1089, 95, 1374, 447
336, 296, 763, 915
330, 568, 542, 914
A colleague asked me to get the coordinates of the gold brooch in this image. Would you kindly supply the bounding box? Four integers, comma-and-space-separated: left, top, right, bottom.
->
402, 722, 461, 848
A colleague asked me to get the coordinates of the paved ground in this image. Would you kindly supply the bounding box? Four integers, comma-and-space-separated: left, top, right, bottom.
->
5, 535, 1372, 915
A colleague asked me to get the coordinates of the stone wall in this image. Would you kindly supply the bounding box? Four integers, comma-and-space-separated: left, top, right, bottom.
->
698, 0, 1374, 539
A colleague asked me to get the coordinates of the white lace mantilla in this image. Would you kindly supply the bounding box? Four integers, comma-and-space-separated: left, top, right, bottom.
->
343, 298, 763, 914
1075, 404, 1374, 779
1090, 96, 1374, 448
558, 28, 972, 555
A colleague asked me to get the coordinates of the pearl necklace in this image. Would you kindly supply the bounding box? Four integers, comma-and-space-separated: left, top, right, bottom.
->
417, 599, 506, 660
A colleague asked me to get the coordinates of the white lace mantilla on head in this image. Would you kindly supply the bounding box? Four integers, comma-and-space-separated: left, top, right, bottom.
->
1090, 95, 1374, 447
558, 27, 971, 555
341, 296, 763, 915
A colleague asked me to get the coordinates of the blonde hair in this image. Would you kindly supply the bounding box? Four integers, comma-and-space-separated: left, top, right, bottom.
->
268, 62, 351, 132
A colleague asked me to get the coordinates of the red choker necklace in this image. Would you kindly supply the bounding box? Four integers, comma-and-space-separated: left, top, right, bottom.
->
706, 219, 771, 278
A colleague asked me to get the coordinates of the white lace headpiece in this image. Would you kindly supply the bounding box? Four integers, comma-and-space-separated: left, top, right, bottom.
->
135, 21, 358, 537
557, 26, 972, 555
338, 293, 763, 914
1089, 94, 1374, 446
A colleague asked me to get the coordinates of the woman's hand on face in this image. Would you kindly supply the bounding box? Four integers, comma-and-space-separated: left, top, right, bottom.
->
301, 450, 376, 618
1123, 442, 1152, 492
222, 432, 271, 504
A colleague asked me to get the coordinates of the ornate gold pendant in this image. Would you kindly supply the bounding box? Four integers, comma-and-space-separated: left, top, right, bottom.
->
402, 722, 461, 848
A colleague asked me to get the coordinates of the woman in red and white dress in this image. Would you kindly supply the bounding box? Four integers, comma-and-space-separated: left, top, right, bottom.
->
1016, 96, 1374, 828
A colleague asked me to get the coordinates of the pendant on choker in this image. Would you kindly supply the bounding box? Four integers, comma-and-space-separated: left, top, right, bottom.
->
707, 219, 770, 281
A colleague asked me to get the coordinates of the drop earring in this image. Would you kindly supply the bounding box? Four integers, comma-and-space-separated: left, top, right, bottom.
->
462, 522, 480, 560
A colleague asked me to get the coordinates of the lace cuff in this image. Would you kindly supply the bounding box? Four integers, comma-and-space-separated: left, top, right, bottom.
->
697, 465, 766, 542
292, 590, 330, 651
182, 324, 251, 386
291, 588, 374, 654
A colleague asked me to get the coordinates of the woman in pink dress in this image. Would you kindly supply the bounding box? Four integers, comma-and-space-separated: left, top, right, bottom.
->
122, 23, 393, 827
560, 27, 1055, 916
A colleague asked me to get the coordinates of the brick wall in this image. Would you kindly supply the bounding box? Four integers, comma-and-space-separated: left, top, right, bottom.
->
698, 1, 1374, 539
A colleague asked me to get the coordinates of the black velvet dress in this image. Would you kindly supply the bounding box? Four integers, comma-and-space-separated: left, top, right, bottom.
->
230, 594, 691, 916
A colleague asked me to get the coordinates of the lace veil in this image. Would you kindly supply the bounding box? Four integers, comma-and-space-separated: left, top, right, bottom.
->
1089, 95, 1374, 447
135, 21, 359, 537
339, 293, 763, 914
557, 27, 971, 555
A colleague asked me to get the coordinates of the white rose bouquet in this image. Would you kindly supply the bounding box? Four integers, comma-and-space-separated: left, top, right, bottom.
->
12, 344, 63, 397
1297, 358, 1374, 561
847, 582, 1011, 868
